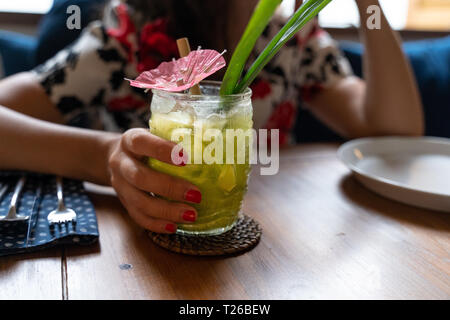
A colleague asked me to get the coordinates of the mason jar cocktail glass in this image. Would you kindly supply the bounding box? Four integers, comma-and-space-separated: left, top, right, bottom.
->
148, 81, 253, 235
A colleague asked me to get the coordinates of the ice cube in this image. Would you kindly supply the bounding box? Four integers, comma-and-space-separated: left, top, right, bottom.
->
152, 94, 176, 113
194, 116, 227, 135
150, 111, 194, 141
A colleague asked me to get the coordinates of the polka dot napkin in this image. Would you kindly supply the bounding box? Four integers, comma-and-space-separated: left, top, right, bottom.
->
0, 171, 99, 256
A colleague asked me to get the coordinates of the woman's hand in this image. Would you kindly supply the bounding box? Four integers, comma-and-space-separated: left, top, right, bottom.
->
106, 128, 201, 233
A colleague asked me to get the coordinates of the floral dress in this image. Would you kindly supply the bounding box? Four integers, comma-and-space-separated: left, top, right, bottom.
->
33, 3, 353, 146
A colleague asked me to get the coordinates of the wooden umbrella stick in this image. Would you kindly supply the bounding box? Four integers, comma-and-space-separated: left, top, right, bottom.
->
176, 37, 202, 95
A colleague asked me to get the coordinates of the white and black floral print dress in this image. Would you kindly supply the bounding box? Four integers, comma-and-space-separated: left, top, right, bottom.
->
33, 4, 352, 146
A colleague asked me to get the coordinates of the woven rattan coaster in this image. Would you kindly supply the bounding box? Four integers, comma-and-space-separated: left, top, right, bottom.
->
148, 214, 262, 256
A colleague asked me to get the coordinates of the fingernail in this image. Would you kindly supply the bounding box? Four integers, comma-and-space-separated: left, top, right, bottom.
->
182, 210, 196, 222
184, 189, 202, 203
165, 223, 177, 233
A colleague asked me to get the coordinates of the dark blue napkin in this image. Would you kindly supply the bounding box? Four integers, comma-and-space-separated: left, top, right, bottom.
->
0, 172, 99, 256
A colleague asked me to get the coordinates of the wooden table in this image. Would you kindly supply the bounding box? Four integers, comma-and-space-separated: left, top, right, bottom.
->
1, 143, 449, 299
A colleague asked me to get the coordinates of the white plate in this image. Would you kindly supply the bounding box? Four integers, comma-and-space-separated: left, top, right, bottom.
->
338, 137, 450, 212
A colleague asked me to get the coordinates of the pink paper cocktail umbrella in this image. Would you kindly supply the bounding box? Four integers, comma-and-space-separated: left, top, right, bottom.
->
126, 49, 226, 92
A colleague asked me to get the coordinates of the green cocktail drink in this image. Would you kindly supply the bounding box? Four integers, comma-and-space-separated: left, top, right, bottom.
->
148, 81, 253, 235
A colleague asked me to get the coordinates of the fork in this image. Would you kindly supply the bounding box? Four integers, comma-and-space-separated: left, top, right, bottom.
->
0, 175, 29, 222
0, 184, 8, 202
47, 176, 77, 224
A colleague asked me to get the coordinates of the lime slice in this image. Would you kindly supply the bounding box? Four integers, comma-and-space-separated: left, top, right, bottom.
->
217, 164, 237, 192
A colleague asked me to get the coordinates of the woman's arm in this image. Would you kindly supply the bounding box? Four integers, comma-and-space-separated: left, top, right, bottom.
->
306, 0, 424, 138
0, 73, 201, 233
0, 73, 116, 185
0, 105, 116, 184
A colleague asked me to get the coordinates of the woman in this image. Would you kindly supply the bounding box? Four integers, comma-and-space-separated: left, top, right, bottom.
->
0, 0, 423, 233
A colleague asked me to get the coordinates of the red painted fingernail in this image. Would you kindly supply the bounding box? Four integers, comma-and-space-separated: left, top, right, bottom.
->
184, 189, 202, 203
165, 223, 177, 233
182, 210, 196, 222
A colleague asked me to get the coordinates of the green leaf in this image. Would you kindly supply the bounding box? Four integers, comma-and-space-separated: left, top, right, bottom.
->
234, 0, 333, 93
219, 0, 282, 96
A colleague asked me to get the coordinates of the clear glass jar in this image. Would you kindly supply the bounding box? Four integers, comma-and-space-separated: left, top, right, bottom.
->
148, 81, 253, 235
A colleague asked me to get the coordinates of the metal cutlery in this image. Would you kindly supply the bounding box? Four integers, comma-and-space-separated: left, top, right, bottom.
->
0, 184, 8, 202
25, 180, 43, 247
0, 175, 29, 222
47, 176, 77, 224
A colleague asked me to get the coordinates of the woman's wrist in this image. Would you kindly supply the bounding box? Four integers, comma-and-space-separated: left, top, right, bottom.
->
88, 132, 121, 186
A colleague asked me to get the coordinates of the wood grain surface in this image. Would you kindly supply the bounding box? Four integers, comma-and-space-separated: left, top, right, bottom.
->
0, 248, 62, 299
1, 143, 449, 299
65, 144, 450, 299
